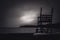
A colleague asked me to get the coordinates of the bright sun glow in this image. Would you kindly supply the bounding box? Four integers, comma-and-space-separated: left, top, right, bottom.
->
20, 11, 37, 24
20, 15, 35, 23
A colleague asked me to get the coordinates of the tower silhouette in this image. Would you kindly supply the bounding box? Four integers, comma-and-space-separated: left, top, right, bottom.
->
35, 8, 53, 34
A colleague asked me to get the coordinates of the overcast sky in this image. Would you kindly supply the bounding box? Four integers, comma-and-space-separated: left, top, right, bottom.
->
0, 0, 60, 27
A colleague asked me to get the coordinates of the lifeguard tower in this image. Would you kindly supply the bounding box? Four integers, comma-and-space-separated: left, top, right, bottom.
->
35, 8, 53, 35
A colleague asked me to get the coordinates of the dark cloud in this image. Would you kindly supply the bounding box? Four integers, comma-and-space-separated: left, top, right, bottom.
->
0, 0, 60, 27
